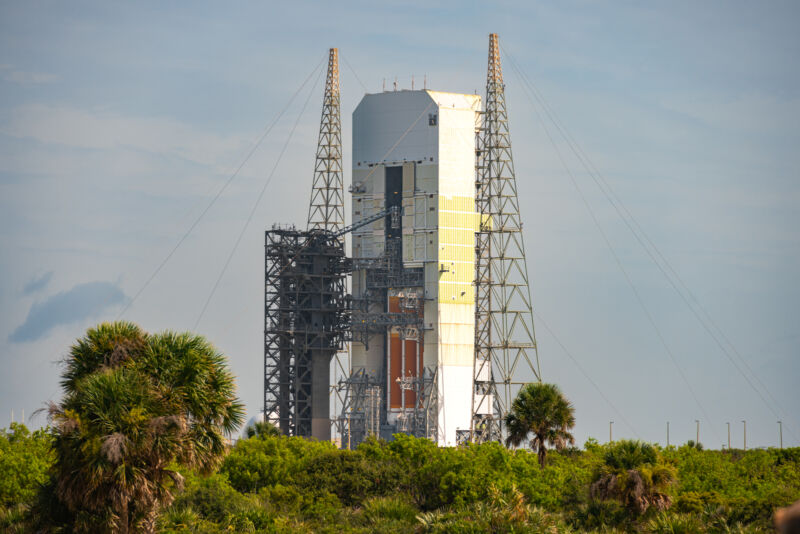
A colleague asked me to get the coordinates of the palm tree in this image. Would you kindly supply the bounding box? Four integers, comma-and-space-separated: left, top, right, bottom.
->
590, 440, 676, 514
42, 321, 244, 533
504, 382, 575, 468
245, 420, 281, 439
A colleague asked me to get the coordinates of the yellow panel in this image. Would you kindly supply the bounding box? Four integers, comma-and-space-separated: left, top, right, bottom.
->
440, 244, 473, 262
438, 265, 473, 284
438, 283, 473, 304
436, 195, 478, 304
403, 162, 415, 193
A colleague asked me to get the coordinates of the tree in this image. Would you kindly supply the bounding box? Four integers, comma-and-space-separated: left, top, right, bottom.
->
504, 382, 576, 468
590, 440, 677, 515
0, 423, 54, 508
41, 321, 244, 533
244, 420, 281, 439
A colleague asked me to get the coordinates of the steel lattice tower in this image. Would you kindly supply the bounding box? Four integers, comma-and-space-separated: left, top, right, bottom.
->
307, 48, 344, 234
471, 33, 542, 444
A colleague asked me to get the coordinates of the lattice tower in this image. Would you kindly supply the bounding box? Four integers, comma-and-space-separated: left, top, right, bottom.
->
307, 48, 344, 234
471, 33, 542, 444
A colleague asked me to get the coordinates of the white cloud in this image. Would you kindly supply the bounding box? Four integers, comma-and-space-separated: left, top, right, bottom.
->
658, 92, 800, 136
0, 104, 250, 170
0, 64, 58, 84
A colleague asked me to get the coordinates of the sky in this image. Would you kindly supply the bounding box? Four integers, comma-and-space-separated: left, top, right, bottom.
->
1, 1, 798, 449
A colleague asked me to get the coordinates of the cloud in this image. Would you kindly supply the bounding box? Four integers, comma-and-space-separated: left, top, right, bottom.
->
0, 104, 247, 170
22, 271, 53, 295
0, 64, 58, 84
9, 281, 126, 343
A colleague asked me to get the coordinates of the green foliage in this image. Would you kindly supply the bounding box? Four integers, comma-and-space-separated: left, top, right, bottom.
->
36, 321, 245, 532
297, 449, 383, 506
504, 382, 576, 468
361, 495, 418, 525
245, 421, 281, 439
222, 434, 335, 493
646, 512, 704, 533
3, 422, 800, 532
4, 329, 799, 533
591, 440, 678, 515
0, 423, 54, 507
603, 439, 658, 469
417, 484, 574, 533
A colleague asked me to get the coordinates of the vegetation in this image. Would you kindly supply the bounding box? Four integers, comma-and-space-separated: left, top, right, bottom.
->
1, 323, 797, 532
3, 425, 798, 532
590, 440, 677, 514
504, 381, 576, 467
31, 322, 244, 533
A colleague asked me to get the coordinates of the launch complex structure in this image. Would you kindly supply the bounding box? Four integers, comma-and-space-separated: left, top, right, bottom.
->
264, 35, 541, 448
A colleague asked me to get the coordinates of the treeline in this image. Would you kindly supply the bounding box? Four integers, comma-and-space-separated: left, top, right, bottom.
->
2, 422, 799, 533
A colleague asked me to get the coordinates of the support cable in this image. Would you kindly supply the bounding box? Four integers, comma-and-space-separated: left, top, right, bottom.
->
533, 310, 641, 440
117, 56, 326, 320
194, 64, 325, 329
340, 53, 369, 93
502, 45, 798, 443
504, 56, 722, 444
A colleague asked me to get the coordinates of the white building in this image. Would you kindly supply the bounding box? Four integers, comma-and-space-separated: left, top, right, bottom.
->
350, 89, 481, 446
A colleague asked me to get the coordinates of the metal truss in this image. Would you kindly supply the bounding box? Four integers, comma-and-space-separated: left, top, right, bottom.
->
471, 33, 542, 444
264, 229, 349, 438
307, 48, 344, 235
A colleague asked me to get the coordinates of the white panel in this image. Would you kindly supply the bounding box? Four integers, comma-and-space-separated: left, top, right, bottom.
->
437, 364, 474, 446
426, 200, 437, 228
475, 394, 493, 415
414, 197, 426, 228
414, 233, 426, 261
353, 91, 438, 165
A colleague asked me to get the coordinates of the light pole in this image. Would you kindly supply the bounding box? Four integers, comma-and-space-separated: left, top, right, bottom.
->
695, 419, 700, 445
742, 420, 747, 451
778, 421, 783, 449
727, 422, 731, 450
667, 421, 670, 447
609, 421, 614, 443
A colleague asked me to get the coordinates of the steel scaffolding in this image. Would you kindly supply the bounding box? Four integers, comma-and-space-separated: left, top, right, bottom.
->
471, 33, 542, 444
263, 228, 349, 439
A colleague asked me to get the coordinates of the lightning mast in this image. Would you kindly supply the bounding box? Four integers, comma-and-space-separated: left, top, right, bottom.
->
307, 48, 344, 234
306, 48, 348, 443
471, 33, 542, 443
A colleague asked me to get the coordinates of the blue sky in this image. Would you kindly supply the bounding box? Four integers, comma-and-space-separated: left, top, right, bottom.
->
1, 1, 798, 448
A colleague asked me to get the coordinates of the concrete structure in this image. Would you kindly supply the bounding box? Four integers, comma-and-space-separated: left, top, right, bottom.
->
350, 89, 481, 446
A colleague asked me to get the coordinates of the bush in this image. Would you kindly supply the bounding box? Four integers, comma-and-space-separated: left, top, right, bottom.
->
362, 495, 418, 524
0, 424, 54, 507
222, 435, 335, 493
297, 449, 381, 506
171, 472, 255, 523
646, 512, 705, 533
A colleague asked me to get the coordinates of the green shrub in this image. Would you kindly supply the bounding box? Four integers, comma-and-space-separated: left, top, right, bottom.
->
570, 500, 628, 531
222, 434, 335, 493
171, 472, 254, 523
675, 491, 721, 514
0, 424, 54, 508
362, 495, 418, 524
646, 512, 704, 533
297, 449, 380, 506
